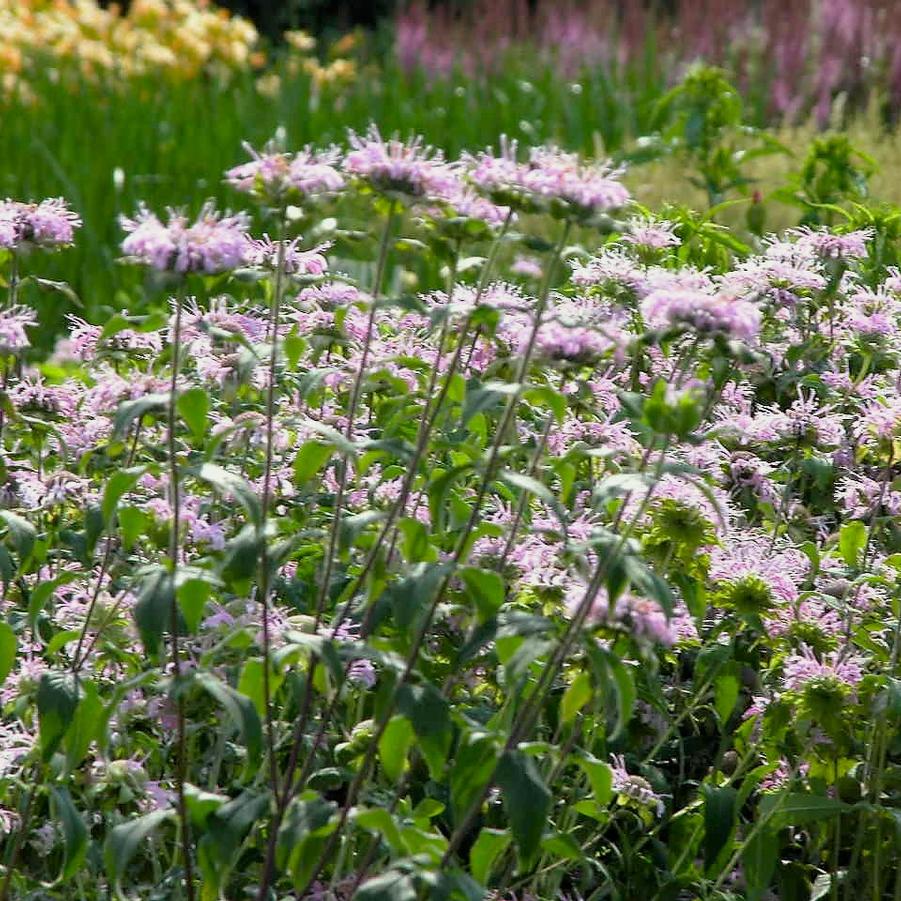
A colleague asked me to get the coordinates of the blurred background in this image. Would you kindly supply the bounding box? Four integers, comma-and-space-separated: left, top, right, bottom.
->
4, 0, 900, 336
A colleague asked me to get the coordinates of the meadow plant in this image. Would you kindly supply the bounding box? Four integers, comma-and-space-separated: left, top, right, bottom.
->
0, 131, 901, 901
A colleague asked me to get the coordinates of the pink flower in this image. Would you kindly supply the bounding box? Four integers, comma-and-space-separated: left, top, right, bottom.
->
226, 143, 345, 202
0, 197, 81, 250
345, 126, 457, 200
782, 645, 865, 693
468, 138, 630, 220
641, 288, 761, 340
120, 203, 250, 274
245, 236, 330, 275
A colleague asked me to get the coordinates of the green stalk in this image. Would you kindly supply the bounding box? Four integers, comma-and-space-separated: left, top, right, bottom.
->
294, 218, 571, 897
258, 218, 288, 795
257, 202, 398, 900
166, 281, 196, 901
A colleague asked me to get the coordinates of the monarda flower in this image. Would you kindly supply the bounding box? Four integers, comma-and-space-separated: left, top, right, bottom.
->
468, 138, 630, 223
610, 754, 665, 817
0, 198, 81, 251
570, 248, 648, 298
120, 203, 250, 274
566, 585, 675, 646
529, 318, 618, 365
621, 217, 681, 251
640, 288, 761, 341
854, 397, 901, 448
245, 236, 330, 276
709, 535, 810, 609
791, 226, 873, 260
344, 126, 457, 200
0, 307, 37, 354
838, 474, 901, 519
225, 143, 345, 204
782, 645, 864, 695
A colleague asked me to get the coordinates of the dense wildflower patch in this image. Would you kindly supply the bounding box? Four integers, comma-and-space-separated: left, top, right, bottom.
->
0, 132, 899, 899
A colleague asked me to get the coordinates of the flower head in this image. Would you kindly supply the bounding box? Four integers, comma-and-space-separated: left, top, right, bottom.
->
245, 236, 330, 276
225, 142, 345, 204
641, 288, 761, 340
468, 138, 629, 222
0, 198, 81, 251
120, 203, 250, 274
344, 127, 457, 200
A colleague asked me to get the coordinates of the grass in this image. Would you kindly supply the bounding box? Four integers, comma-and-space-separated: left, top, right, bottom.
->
4, 58, 900, 341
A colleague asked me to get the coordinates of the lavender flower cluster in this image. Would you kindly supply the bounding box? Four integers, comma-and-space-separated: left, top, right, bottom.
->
0, 129, 898, 899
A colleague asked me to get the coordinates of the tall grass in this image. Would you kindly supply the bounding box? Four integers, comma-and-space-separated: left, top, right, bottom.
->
3, 41, 900, 339
1, 53, 672, 328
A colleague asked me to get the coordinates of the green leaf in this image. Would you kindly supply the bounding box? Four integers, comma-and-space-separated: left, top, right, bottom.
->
104, 810, 174, 898
132, 566, 174, 658
498, 469, 555, 504
355, 871, 417, 901
378, 714, 414, 782
703, 784, 738, 874
759, 791, 848, 829
839, 520, 868, 567
112, 392, 169, 440
37, 670, 81, 760
220, 524, 263, 592
51, 787, 88, 881
385, 562, 451, 640
743, 827, 779, 901
450, 733, 499, 824
496, 749, 551, 869
176, 575, 212, 634
589, 646, 636, 740
237, 657, 285, 720
27, 572, 80, 629
355, 807, 404, 852
462, 380, 519, 427
470, 828, 511, 885
523, 385, 567, 422
293, 440, 334, 484
560, 671, 592, 725
398, 517, 434, 563
573, 751, 613, 806
117, 506, 148, 551
0, 509, 36, 566
396, 682, 452, 780
194, 463, 262, 526
459, 566, 506, 624
714, 671, 740, 724
198, 790, 269, 897
0, 621, 16, 686
195, 672, 263, 776
65, 679, 104, 771
277, 793, 339, 892
183, 784, 228, 829
101, 466, 145, 528
177, 386, 210, 441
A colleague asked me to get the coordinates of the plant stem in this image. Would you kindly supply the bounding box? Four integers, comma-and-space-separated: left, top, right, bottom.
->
294, 218, 570, 897
166, 282, 196, 901
258, 202, 398, 900
258, 221, 287, 796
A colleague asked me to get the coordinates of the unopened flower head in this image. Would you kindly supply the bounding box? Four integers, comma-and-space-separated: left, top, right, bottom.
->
0, 198, 81, 251
120, 203, 250, 274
